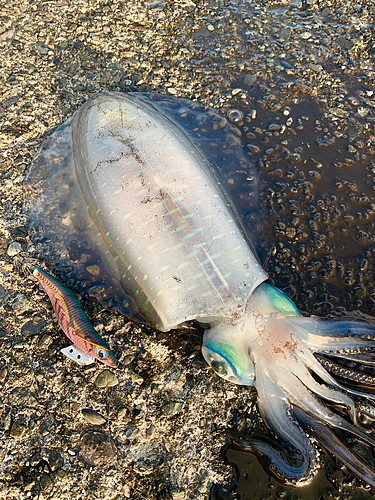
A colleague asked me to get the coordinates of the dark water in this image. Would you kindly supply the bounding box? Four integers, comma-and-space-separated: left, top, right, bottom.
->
210, 88, 375, 499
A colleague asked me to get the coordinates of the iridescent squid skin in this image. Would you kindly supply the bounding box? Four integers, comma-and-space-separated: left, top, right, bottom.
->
25, 92, 375, 487
32, 265, 118, 368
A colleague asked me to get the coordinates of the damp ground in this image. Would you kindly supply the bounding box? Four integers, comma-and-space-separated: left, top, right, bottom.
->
1, 0, 375, 499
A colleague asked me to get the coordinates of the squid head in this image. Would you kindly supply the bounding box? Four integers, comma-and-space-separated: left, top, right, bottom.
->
203, 283, 375, 487
202, 283, 301, 387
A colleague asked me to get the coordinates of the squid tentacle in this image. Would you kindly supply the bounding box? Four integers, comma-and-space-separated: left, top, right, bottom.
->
321, 351, 375, 366
276, 369, 375, 450
238, 363, 317, 484
316, 354, 375, 388
242, 364, 375, 484
293, 407, 375, 489
273, 363, 357, 422
232, 436, 316, 486
289, 316, 375, 353
288, 321, 375, 403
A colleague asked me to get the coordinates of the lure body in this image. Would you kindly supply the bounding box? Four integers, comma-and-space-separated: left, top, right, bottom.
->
32, 266, 118, 368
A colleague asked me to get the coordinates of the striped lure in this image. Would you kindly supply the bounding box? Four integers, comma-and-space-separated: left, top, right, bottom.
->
31, 265, 118, 368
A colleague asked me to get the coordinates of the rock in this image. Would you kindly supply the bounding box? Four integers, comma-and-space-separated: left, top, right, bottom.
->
21, 316, 45, 336
279, 26, 292, 41
86, 264, 100, 275
122, 353, 136, 366
117, 407, 130, 419
133, 454, 159, 475
47, 450, 64, 471
0, 284, 7, 300
38, 334, 53, 348
79, 431, 117, 467
11, 293, 31, 315
146, 424, 155, 438
123, 484, 131, 498
35, 41, 53, 55
30, 453, 40, 466
128, 369, 144, 385
162, 401, 184, 416
0, 366, 8, 384
243, 74, 257, 87
10, 421, 25, 438
357, 107, 369, 117
171, 489, 186, 500
81, 408, 107, 425
336, 36, 354, 49
24, 480, 36, 492
9, 225, 28, 238
7, 241, 23, 256
40, 473, 53, 490
95, 370, 119, 388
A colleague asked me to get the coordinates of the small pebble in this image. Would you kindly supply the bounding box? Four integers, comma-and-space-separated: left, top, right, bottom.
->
171, 490, 186, 500
163, 401, 184, 415
285, 227, 296, 238
0, 366, 8, 384
38, 334, 53, 348
24, 481, 36, 492
117, 407, 130, 419
21, 316, 45, 337
79, 430, 117, 467
7, 241, 22, 256
81, 408, 106, 425
86, 264, 100, 275
357, 107, 369, 117
40, 473, 53, 490
133, 455, 158, 475
128, 369, 144, 385
0, 285, 7, 300
95, 370, 119, 388
122, 353, 135, 366
10, 421, 25, 438
123, 485, 131, 498
11, 294, 31, 315
146, 424, 155, 438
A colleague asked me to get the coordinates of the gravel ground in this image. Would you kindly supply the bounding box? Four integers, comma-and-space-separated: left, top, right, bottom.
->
1, 0, 375, 499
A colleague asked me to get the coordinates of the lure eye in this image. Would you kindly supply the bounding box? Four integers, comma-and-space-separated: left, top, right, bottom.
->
96, 347, 109, 360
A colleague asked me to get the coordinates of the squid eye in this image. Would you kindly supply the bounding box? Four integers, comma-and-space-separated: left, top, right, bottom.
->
211, 359, 228, 377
